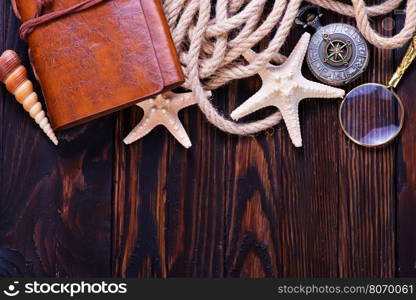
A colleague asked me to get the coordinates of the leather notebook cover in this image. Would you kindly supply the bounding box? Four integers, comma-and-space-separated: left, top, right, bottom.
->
13, 0, 184, 130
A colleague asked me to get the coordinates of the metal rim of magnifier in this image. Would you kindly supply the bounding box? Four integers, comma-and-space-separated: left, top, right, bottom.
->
339, 83, 405, 148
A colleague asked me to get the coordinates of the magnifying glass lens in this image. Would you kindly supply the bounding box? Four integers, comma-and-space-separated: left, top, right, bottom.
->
339, 84, 404, 147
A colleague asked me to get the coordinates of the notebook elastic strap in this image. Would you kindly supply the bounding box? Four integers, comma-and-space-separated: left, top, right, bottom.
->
14, 0, 108, 39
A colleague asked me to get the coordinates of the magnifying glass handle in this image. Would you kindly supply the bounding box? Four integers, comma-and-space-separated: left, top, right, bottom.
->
389, 33, 416, 88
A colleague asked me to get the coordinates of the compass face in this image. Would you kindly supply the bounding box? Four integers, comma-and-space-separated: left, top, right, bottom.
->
307, 23, 369, 86
323, 35, 352, 67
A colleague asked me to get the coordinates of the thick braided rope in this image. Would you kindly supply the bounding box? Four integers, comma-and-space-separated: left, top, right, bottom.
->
162, 0, 416, 136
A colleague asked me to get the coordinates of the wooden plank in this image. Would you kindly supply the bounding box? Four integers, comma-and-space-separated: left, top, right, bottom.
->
224, 17, 339, 278
114, 0, 397, 278
113, 108, 168, 277
0, 0, 403, 278
219, 3, 395, 278
166, 96, 226, 277
396, 11, 416, 277
113, 100, 225, 277
396, 53, 416, 277
278, 30, 340, 277
224, 79, 282, 278
0, 2, 113, 277
337, 9, 396, 277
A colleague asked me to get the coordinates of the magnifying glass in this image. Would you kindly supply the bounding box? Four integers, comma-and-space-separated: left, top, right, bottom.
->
339, 33, 416, 147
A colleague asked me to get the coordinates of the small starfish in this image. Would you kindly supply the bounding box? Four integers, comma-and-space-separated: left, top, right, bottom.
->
230, 33, 345, 147
124, 91, 203, 148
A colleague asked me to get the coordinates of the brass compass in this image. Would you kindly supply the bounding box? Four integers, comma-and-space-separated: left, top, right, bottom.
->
322, 34, 352, 67
296, 5, 369, 86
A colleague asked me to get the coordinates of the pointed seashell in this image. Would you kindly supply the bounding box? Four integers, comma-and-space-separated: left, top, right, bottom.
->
0, 50, 58, 145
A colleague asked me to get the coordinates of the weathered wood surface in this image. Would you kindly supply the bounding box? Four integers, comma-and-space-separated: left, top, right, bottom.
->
396, 10, 416, 277
0, 0, 415, 278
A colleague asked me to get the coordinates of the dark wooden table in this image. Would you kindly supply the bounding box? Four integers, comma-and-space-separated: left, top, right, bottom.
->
1, 0, 415, 278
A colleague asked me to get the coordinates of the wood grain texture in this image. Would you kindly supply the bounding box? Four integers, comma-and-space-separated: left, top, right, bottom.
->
397, 63, 416, 276
0, 2, 112, 277
114, 0, 398, 278
113, 1, 398, 277
336, 8, 396, 277
396, 11, 416, 277
1, 0, 415, 278
220, 78, 280, 278
113, 97, 225, 277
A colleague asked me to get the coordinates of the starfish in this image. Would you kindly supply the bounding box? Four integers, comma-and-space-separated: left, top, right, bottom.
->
124, 91, 203, 148
230, 33, 345, 147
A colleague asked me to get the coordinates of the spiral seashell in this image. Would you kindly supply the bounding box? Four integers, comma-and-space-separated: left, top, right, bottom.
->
0, 50, 58, 145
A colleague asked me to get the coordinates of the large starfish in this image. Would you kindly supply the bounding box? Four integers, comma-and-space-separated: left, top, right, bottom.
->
230, 33, 345, 147
124, 91, 203, 148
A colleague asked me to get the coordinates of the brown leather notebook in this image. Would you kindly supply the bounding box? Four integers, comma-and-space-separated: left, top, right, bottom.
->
12, 0, 184, 130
